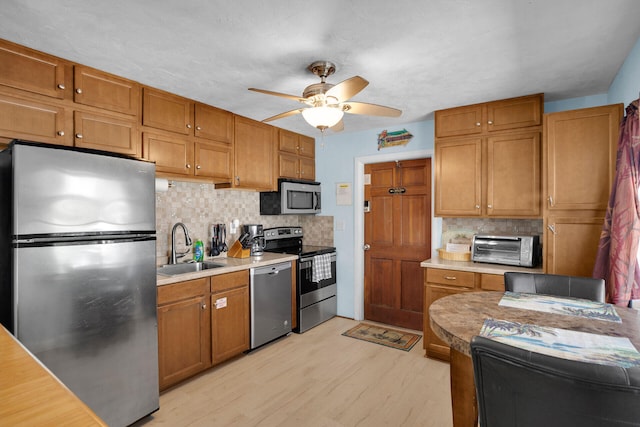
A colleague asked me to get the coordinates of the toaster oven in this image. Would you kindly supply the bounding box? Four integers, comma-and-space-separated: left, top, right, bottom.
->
471, 235, 541, 267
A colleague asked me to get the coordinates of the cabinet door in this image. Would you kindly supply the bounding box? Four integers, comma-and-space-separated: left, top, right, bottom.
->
278, 153, 299, 179
425, 284, 472, 361
0, 40, 65, 99
299, 157, 315, 181
545, 104, 621, 211
157, 279, 211, 391
298, 134, 315, 158
142, 88, 192, 135
486, 94, 542, 133
194, 139, 233, 181
73, 66, 139, 115
434, 138, 482, 216
278, 129, 299, 154
0, 94, 68, 145
74, 110, 139, 156
194, 104, 233, 143
435, 104, 483, 138
545, 216, 604, 277
486, 132, 541, 217
211, 286, 250, 365
233, 116, 275, 190
143, 132, 193, 176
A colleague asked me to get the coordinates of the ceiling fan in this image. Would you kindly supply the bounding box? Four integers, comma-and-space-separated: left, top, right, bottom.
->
249, 61, 402, 132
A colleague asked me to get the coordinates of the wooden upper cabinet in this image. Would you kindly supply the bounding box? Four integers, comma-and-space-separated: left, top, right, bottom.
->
277, 129, 316, 180
234, 116, 275, 190
142, 87, 192, 135
544, 104, 622, 211
0, 93, 69, 145
298, 134, 315, 158
435, 94, 543, 138
435, 104, 484, 138
486, 131, 540, 217
194, 139, 233, 182
0, 40, 66, 99
194, 104, 233, 144
434, 138, 482, 216
74, 110, 139, 156
73, 66, 139, 115
143, 132, 194, 176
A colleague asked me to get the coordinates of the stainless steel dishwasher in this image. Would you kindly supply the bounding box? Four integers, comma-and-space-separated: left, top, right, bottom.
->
250, 261, 292, 349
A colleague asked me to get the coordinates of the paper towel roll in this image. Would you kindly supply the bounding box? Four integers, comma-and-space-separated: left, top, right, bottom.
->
155, 178, 169, 192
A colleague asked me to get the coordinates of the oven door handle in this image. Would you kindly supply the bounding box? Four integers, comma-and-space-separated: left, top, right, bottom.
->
300, 253, 337, 263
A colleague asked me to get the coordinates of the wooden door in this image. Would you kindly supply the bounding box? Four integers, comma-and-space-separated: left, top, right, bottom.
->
142, 132, 193, 176
194, 139, 233, 182
0, 93, 69, 145
299, 156, 315, 180
73, 65, 139, 115
194, 104, 233, 143
486, 94, 542, 132
278, 152, 300, 179
74, 110, 139, 156
545, 216, 605, 277
435, 104, 484, 138
142, 87, 193, 135
364, 158, 431, 330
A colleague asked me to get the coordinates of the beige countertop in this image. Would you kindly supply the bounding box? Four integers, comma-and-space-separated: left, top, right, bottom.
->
157, 253, 299, 286
421, 256, 543, 275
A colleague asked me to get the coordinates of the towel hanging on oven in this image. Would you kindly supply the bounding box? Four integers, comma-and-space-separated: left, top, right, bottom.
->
312, 254, 332, 282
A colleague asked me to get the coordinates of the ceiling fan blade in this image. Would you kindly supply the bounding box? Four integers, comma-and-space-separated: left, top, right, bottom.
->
262, 108, 305, 123
330, 119, 344, 132
325, 76, 368, 102
341, 101, 402, 117
248, 88, 306, 103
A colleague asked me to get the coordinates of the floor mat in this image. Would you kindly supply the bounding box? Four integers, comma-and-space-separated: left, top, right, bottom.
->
342, 323, 422, 351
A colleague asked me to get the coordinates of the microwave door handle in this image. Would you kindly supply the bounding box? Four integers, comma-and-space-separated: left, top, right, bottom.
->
313, 192, 319, 209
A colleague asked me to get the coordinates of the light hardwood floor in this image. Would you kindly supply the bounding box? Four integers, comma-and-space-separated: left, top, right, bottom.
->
133, 316, 453, 427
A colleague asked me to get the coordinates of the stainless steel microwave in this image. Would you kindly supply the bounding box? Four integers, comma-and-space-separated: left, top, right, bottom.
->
471, 234, 541, 267
260, 179, 321, 215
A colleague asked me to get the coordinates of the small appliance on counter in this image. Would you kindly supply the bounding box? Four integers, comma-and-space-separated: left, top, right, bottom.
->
471, 234, 542, 267
242, 224, 265, 256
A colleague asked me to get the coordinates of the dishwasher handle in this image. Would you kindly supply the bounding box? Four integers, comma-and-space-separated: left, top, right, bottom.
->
251, 261, 292, 277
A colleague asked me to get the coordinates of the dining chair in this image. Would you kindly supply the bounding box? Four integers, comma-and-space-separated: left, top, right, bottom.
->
503, 272, 605, 302
470, 335, 640, 427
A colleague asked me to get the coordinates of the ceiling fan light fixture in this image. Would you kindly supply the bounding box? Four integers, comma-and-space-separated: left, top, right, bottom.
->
301, 106, 344, 130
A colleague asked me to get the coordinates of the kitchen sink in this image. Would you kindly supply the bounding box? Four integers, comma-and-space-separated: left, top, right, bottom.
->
157, 261, 225, 276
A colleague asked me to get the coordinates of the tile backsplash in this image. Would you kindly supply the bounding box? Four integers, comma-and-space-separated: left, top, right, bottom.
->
442, 218, 543, 238
155, 181, 334, 264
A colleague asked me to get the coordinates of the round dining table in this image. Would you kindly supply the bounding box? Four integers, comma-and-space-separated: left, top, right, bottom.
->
429, 291, 640, 427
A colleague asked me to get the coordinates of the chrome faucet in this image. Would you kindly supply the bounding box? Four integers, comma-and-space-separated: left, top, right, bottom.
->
170, 222, 193, 264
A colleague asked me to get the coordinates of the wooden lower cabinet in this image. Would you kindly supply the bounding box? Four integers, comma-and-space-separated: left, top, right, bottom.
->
423, 267, 504, 360
157, 278, 211, 391
211, 271, 250, 365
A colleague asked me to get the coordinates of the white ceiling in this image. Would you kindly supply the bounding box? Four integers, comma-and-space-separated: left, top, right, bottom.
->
2, 0, 640, 137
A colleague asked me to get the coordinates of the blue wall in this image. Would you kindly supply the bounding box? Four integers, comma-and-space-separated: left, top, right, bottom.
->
318, 36, 640, 319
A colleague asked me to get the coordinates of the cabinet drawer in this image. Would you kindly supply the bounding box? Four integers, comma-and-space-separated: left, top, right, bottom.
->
157, 277, 209, 305
211, 270, 249, 293
480, 273, 504, 291
426, 268, 475, 288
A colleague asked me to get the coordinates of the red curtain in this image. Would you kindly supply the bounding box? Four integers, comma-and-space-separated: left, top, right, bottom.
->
593, 100, 640, 307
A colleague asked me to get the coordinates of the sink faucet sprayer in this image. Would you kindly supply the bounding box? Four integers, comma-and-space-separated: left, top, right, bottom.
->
170, 222, 192, 264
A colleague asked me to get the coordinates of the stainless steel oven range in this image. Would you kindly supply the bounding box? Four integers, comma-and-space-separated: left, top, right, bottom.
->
263, 227, 336, 333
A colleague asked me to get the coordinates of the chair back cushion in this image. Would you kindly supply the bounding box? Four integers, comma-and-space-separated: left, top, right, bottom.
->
471, 335, 640, 427
504, 272, 605, 302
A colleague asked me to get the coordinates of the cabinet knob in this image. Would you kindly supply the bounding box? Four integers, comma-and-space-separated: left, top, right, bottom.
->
57, 131, 65, 136
475, 122, 481, 126
444, 276, 457, 280
487, 120, 493, 125
196, 165, 201, 170
196, 126, 202, 131
186, 124, 192, 129
186, 164, 191, 169
235, 176, 240, 185
75, 88, 83, 94
202, 304, 207, 309
57, 84, 65, 90
475, 204, 480, 209
487, 204, 492, 209
75, 133, 83, 139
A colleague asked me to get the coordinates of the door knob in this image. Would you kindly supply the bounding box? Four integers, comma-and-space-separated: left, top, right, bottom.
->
363, 244, 371, 251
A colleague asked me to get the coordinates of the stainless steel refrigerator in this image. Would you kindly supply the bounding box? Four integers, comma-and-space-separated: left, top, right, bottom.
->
0, 141, 159, 426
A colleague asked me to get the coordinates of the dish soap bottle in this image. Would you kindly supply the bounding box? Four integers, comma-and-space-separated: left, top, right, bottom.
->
193, 239, 204, 262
